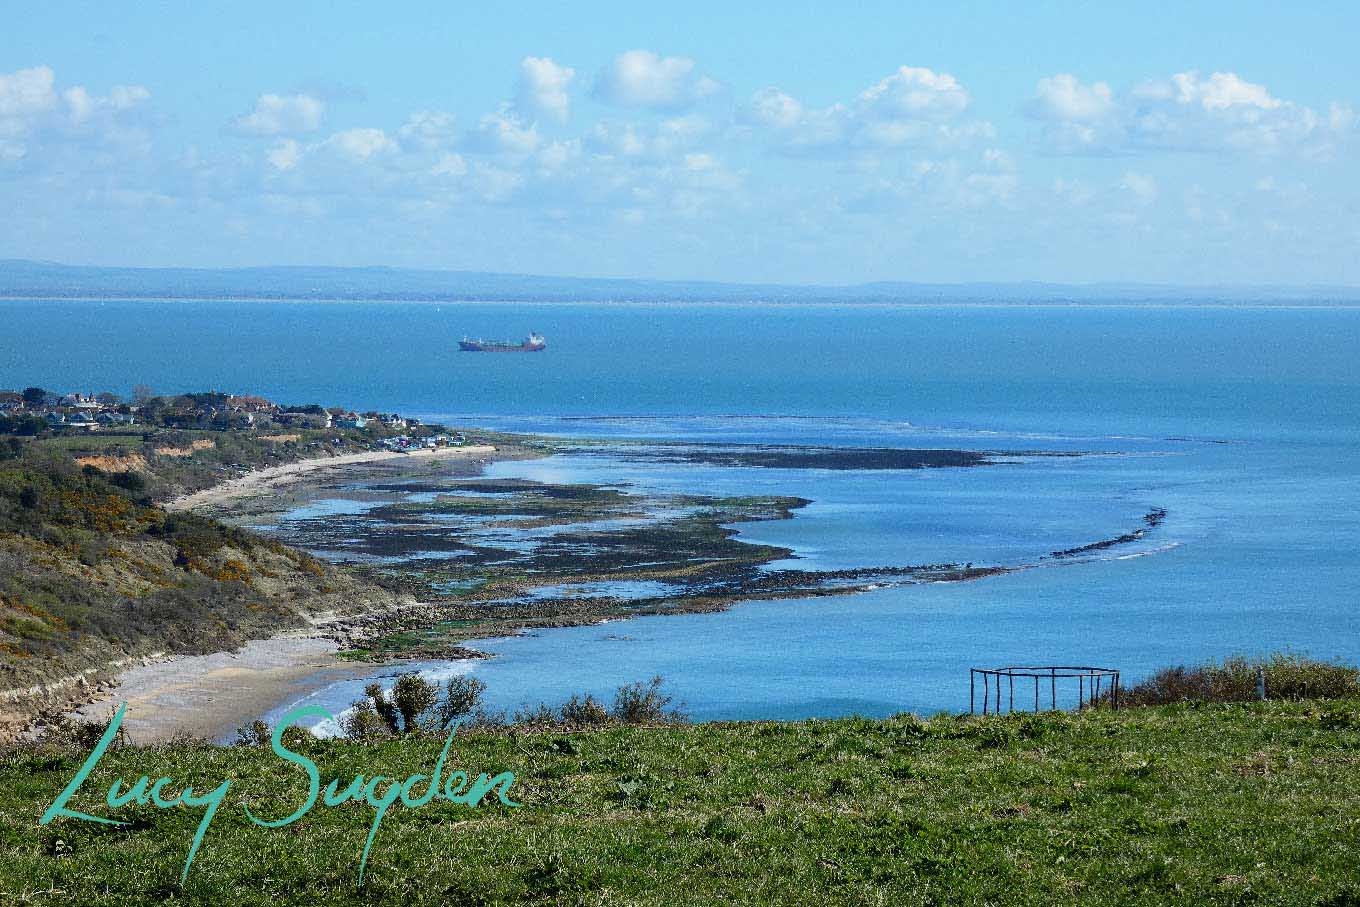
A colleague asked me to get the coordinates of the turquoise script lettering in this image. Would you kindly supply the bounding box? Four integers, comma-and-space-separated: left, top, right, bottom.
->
40, 702, 520, 885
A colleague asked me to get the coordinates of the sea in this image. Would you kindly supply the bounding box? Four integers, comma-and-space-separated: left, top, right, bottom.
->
3, 298, 1358, 722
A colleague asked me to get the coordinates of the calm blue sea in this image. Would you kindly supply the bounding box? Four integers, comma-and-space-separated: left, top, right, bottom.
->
3, 299, 1358, 721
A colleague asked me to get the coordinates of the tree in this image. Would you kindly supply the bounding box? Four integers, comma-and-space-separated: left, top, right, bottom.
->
22, 387, 47, 405
391, 673, 437, 733
434, 675, 487, 728
364, 681, 402, 735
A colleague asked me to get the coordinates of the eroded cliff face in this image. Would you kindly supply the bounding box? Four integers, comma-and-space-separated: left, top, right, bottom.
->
0, 454, 406, 741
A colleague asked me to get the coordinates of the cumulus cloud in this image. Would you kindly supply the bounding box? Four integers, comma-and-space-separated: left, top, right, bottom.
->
0, 66, 59, 117
585, 115, 709, 161
516, 56, 575, 121
266, 139, 302, 171
744, 87, 803, 130
396, 110, 459, 151
1028, 74, 1113, 121
325, 127, 396, 160
0, 65, 152, 163
741, 65, 987, 156
466, 107, 540, 155
1027, 70, 1352, 157
858, 66, 970, 120
592, 50, 720, 110
229, 93, 325, 136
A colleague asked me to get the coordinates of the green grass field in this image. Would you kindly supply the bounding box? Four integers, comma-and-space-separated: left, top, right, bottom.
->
3, 699, 1358, 905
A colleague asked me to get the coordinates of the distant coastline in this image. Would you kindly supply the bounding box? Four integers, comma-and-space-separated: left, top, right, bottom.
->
5, 295, 1360, 311
3, 259, 1358, 305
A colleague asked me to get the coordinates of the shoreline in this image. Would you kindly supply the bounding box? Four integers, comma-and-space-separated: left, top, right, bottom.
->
62, 442, 506, 741
69, 630, 375, 743
164, 444, 499, 512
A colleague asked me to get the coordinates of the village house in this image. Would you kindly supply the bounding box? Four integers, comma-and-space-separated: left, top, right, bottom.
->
59, 393, 101, 410
95, 411, 136, 425
228, 394, 279, 414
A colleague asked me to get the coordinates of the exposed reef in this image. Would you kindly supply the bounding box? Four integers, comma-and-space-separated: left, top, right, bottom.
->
202, 443, 1165, 663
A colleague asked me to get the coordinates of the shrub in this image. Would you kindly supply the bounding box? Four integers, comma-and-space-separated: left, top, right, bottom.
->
234, 720, 271, 747
1118, 653, 1360, 707
343, 673, 483, 739
560, 693, 611, 726
341, 701, 392, 741
512, 702, 558, 726
108, 471, 146, 494
434, 675, 486, 729
612, 676, 685, 724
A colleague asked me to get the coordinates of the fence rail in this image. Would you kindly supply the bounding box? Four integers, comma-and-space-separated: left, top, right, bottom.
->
970, 665, 1120, 714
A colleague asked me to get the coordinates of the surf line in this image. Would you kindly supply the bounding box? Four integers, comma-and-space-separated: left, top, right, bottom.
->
40, 702, 519, 885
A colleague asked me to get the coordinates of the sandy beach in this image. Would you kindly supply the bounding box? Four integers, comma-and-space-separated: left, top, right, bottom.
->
70, 630, 371, 742
165, 443, 498, 512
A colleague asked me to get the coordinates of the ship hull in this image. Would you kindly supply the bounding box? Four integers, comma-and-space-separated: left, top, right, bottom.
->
458, 340, 546, 352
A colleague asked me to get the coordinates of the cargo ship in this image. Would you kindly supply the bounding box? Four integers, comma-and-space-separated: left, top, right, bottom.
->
458, 332, 546, 352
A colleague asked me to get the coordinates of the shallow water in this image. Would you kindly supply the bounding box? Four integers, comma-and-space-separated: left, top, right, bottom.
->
4, 299, 1357, 721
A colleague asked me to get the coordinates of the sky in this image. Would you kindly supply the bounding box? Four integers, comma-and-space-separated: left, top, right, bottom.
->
2, 1, 1358, 286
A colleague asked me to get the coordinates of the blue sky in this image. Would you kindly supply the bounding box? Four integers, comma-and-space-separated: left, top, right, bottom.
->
3, 2, 1357, 285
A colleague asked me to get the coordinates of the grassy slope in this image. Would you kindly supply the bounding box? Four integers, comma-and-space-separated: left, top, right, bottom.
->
0, 438, 404, 716
3, 699, 1358, 905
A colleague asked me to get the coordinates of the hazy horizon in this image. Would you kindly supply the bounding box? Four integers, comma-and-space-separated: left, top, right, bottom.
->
3, 258, 1360, 303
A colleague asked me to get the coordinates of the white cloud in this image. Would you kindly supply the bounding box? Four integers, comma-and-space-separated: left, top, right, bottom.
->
326, 127, 395, 160
858, 66, 970, 120
0, 65, 152, 164
1153, 71, 1280, 111
396, 110, 459, 151
744, 87, 803, 130
466, 107, 540, 155
230, 93, 325, 136
742, 65, 988, 156
585, 116, 708, 161
431, 151, 468, 177
0, 66, 58, 117
1027, 70, 1352, 158
593, 50, 719, 110
266, 139, 302, 171
516, 56, 576, 121
1029, 74, 1113, 121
